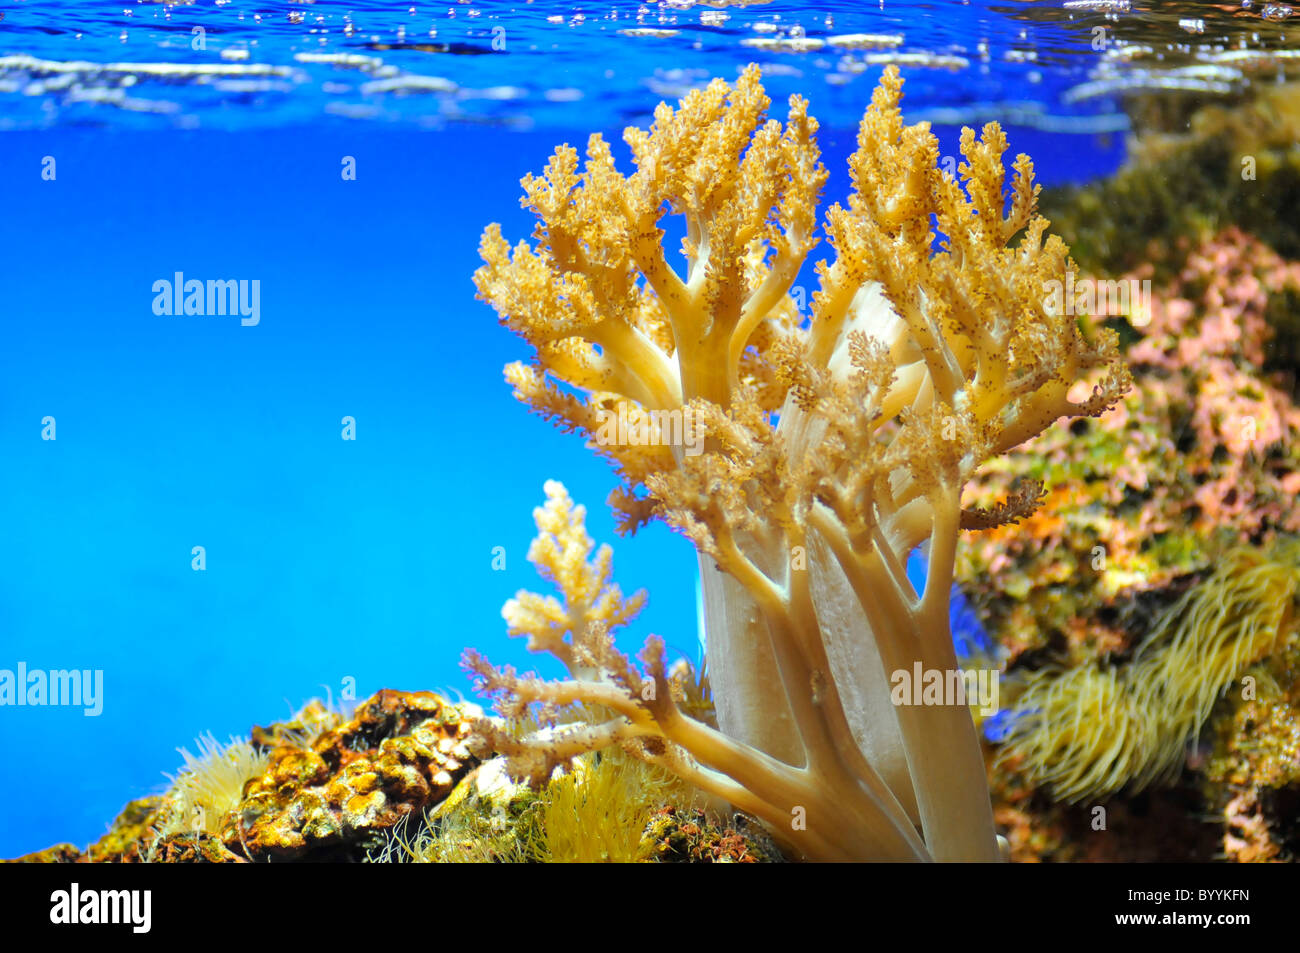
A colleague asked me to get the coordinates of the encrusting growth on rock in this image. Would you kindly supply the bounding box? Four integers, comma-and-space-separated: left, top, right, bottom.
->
472, 64, 1130, 861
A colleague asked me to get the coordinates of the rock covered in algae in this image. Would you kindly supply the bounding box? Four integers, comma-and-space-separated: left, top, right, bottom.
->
0, 796, 225, 865
960, 80, 1300, 859
641, 806, 786, 863
234, 689, 480, 859
368, 746, 785, 863
1204, 622, 1300, 862
7, 690, 483, 863
8, 689, 785, 863
962, 137, 1300, 859
1041, 81, 1300, 283
960, 226, 1300, 669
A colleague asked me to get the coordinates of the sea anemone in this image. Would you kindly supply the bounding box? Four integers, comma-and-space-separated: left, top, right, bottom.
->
157, 733, 270, 838
999, 541, 1300, 801
538, 748, 691, 863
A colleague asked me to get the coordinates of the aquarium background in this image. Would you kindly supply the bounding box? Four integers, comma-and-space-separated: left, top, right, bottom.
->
1, 0, 1284, 858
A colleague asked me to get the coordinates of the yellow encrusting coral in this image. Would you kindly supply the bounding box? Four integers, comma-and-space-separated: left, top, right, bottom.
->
472, 64, 1130, 861
1000, 541, 1300, 801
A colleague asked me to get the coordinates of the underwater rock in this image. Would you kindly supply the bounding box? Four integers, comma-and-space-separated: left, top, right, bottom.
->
366, 750, 784, 863
9, 689, 785, 863
234, 689, 481, 860
990, 757, 1222, 863
4, 797, 163, 864
960, 203, 1300, 859
642, 806, 786, 863
7, 690, 483, 863
961, 227, 1300, 668
1041, 82, 1300, 284
145, 832, 246, 864
996, 543, 1299, 804
1220, 789, 1290, 863
1205, 617, 1300, 861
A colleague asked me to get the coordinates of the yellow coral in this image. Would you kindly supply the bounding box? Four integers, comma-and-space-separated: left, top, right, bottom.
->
465, 482, 699, 785
1002, 541, 1300, 801
500, 480, 646, 683
471, 65, 1130, 862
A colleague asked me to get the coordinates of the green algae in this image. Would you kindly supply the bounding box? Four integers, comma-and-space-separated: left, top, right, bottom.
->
1042, 83, 1300, 285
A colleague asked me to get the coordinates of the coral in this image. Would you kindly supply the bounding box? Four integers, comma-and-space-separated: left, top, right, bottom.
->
471, 62, 1128, 861
998, 542, 1299, 802
462, 482, 709, 797
470, 61, 1128, 863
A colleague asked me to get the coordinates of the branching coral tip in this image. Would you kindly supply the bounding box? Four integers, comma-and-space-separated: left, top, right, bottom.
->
470, 64, 1130, 861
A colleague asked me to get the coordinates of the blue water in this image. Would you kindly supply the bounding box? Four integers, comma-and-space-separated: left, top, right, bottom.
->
2, 0, 1259, 857
0, 0, 1146, 133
